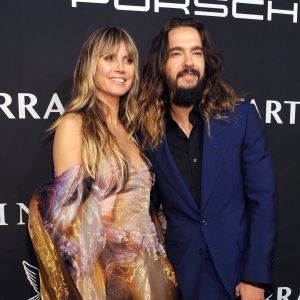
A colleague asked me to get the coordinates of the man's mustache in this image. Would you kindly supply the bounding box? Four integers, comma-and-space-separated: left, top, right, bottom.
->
176, 67, 200, 79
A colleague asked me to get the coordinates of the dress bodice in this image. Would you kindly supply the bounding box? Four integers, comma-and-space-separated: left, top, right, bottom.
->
100, 158, 154, 234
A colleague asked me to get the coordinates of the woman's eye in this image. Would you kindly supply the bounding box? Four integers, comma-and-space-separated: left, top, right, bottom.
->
104, 55, 113, 61
125, 58, 133, 64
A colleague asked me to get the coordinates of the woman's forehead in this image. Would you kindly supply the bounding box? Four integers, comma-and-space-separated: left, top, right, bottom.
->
100, 41, 134, 56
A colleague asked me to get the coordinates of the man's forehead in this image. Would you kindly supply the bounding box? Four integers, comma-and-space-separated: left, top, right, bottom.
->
167, 26, 202, 47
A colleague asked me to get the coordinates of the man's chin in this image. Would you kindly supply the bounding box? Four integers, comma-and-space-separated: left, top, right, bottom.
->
177, 83, 198, 90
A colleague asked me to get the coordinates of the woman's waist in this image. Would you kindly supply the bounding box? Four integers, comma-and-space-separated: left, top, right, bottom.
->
104, 224, 154, 243
103, 224, 165, 257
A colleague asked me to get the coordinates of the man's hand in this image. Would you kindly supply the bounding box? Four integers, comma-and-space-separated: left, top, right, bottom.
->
235, 282, 264, 300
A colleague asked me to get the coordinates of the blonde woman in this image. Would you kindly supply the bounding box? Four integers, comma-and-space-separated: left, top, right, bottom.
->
28, 27, 178, 300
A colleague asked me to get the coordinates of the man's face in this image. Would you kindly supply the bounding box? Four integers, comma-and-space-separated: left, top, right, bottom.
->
164, 26, 205, 90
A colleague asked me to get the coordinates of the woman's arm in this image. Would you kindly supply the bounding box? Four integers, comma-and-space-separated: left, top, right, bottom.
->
53, 112, 83, 176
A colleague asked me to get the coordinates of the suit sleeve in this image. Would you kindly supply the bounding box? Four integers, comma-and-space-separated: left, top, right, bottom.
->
241, 103, 277, 284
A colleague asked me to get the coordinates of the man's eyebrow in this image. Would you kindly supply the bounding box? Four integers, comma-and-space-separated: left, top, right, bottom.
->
168, 46, 203, 52
168, 46, 183, 52
192, 46, 204, 51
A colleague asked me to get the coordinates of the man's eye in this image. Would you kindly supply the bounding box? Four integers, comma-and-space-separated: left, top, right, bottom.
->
170, 52, 181, 57
194, 51, 203, 56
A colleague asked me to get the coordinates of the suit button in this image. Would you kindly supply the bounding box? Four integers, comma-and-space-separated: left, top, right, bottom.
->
201, 220, 208, 226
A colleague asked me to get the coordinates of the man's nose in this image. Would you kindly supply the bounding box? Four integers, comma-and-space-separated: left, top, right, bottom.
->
183, 52, 194, 67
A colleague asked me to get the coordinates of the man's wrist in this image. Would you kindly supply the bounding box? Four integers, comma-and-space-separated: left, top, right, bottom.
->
241, 281, 273, 297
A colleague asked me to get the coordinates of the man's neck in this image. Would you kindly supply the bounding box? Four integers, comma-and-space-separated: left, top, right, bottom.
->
170, 104, 194, 137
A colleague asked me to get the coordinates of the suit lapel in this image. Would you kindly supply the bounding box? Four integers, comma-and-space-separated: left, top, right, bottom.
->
151, 118, 226, 214
152, 135, 200, 213
201, 118, 225, 212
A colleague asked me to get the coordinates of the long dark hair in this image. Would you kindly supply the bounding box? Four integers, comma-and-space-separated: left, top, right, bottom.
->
139, 17, 238, 148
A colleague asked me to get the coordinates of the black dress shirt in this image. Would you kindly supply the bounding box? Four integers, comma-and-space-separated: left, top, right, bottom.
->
166, 105, 203, 209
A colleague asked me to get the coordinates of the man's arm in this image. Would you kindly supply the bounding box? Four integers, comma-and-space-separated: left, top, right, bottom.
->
240, 103, 277, 284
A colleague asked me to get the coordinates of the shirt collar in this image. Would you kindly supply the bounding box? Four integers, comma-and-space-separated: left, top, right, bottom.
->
189, 104, 202, 126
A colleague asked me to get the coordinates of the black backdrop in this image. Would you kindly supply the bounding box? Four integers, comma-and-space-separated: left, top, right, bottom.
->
0, 1, 299, 299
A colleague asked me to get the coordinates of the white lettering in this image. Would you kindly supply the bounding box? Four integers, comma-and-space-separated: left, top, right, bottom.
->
0, 204, 8, 225
18, 93, 40, 119
267, 1, 298, 23
284, 101, 300, 124
250, 99, 261, 118
70, 0, 299, 23
114, 0, 150, 11
194, 0, 228, 17
266, 100, 283, 124
0, 93, 15, 119
277, 287, 292, 300
72, 0, 109, 8
233, 0, 264, 21
154, 0, 190, 14
16, 203, 29, 225
43, 93, 64, 119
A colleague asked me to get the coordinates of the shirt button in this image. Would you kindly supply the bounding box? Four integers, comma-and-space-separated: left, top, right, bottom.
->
201, 220, 208, 226
193, 158, 198, 163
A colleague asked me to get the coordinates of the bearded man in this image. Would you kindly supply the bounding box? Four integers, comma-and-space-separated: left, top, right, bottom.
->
139, 18, 276, 300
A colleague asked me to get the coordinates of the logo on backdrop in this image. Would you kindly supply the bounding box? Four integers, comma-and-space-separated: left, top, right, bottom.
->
0, 93, 64, 120
71, 0, 299, 24
266, 288, 300, 299
22, 261, 40, 300
250, 98, 300, 125
0, 203, 28, 226
0, 93, 299, 125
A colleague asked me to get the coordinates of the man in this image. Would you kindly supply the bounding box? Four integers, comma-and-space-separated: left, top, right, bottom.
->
139, 18, 276, 300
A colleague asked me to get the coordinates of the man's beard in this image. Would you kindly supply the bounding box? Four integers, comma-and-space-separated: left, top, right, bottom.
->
163, 67, 205, 107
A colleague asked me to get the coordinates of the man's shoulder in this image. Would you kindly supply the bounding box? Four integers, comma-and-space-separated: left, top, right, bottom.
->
212, 100, 256, 141
213, 100, 253, 127
232, 99, 253, 116
222, 100, 257, 127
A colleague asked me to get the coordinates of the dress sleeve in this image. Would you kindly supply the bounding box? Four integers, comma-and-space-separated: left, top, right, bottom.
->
29, 165, 106, 299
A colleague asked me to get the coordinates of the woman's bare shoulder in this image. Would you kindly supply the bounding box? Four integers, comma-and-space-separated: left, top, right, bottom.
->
58, 112, 83, 130
53, 113, 83, 176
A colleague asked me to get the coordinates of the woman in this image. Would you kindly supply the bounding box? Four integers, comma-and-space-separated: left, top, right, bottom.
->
28, 27, 178, 300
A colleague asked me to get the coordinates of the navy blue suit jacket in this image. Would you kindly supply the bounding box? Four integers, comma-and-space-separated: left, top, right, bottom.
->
146, 102, 277, 299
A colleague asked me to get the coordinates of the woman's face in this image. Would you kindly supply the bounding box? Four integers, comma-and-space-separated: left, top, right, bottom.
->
94, 42, 135, 102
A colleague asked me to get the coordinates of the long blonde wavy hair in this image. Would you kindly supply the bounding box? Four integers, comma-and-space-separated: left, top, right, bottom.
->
50, 27, 139, 179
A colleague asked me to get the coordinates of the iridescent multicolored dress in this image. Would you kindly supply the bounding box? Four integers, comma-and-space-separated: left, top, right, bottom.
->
28, 156, 178, 300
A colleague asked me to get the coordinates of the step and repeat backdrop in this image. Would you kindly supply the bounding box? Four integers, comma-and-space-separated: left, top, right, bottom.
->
0, 0, 299, 299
